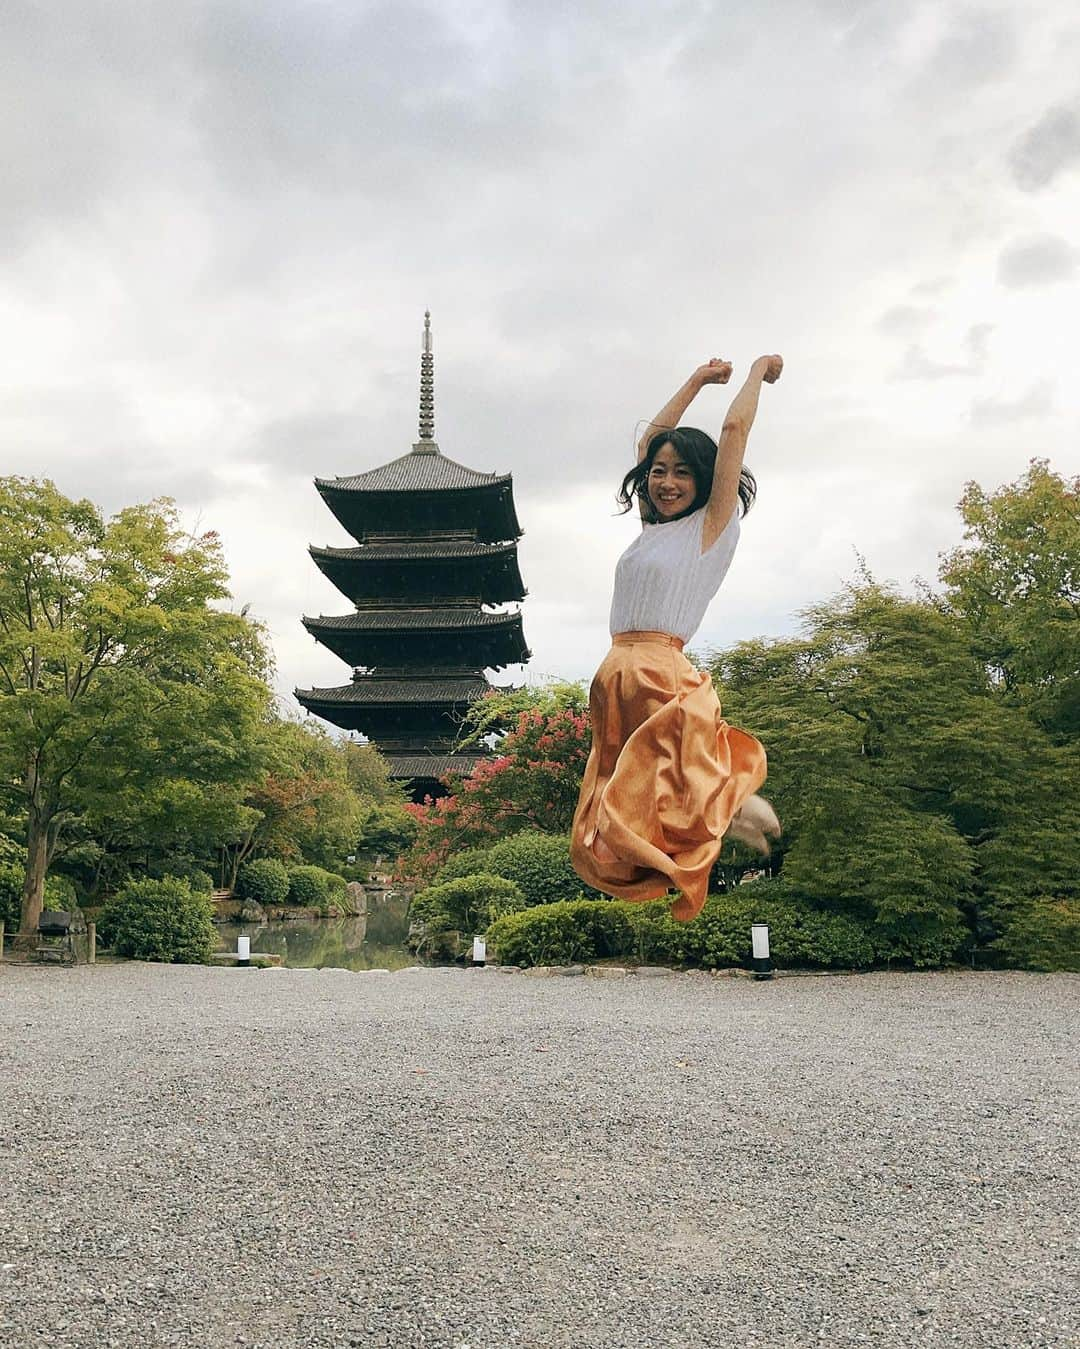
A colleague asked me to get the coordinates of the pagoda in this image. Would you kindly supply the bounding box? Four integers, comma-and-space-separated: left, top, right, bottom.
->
296, 314, 530, 798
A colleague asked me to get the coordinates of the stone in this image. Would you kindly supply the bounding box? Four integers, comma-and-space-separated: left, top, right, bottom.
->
635, 966, 674, 978
585, 965, 629, 978
342, 882, 367, 917
521, 966, 561, 978
555, 964, 586, 976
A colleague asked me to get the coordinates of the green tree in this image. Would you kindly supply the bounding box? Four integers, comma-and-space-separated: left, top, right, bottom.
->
0, 478, 271, 938
706, 577, 1079, 965
939, 458, 1080, 742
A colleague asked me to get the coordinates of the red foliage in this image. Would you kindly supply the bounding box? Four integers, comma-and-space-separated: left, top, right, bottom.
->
393, 706, 592, 884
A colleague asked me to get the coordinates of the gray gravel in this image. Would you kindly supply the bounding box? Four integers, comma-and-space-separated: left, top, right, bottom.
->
1, 963, 1077, 1349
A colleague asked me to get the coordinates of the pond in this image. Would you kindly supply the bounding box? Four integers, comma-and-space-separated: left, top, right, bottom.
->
216, 893, 430, 971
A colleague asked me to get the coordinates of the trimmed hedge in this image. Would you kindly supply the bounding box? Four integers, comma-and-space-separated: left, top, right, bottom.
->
97, 877, 217, 964
486, 887, 880, 970
485, 898, 633, 966
238, 858, 290, 906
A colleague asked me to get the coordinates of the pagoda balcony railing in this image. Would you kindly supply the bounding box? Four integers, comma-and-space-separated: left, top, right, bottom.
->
356, 529, 482, 546
350, 666, 485, 680
349, 596, 491, 611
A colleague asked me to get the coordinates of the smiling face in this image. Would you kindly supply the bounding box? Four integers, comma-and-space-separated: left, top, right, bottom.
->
647, 442, 699, 519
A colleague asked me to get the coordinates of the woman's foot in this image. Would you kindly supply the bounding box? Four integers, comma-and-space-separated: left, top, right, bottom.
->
725, 794, 782, 855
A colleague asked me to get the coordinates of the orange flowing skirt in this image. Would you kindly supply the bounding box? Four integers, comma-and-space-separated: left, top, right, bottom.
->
570, 631, 768, 922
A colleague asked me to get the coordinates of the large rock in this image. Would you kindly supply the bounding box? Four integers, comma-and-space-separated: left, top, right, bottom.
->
341, 882, 367, 917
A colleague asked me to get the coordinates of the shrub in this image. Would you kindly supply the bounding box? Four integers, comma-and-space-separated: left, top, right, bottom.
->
238, 858, 290, 906
152, 861, 214, 896
408, 873, 527, 959
97, 877, 217, 964
0, 864, 78, 932
486, 885, 879, 970
433, 847, 494, 885
484, 833, 590, 906
487, 899, 633, 966
287, 864, 347, 909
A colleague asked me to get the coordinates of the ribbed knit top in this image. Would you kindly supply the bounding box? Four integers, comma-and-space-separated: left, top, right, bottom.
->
608, 506, 741, 643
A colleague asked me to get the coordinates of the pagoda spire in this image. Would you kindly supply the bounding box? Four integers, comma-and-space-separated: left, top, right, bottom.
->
414, 310, 436, 453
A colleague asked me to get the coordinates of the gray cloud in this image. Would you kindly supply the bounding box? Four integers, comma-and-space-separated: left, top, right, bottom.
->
997, 233, 1077, 288
890, 323, 992, 381
910, 7, 1016, 95
909, 277, 953, 298
1, 0, 1076, 708
970, 379, 1055, 429
1008, 103, 1080, 191
875, 305, 937, 337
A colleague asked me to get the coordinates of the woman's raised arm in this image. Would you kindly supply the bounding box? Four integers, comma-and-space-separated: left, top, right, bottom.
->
637, 359, 733, 463
701, 354, 782, 552
635, 359, 733, 520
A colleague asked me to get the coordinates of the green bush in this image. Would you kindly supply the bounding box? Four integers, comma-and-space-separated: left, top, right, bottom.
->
486, 885, 880, 970
238, 858, 290, 905
287, 864, 347, 909
152, 861, 214, 896
97, 877, 217, 964
408, 873, 527, 958
0, 864, 78, 932
487, 899, 634, 966
485, 833, 590, 905
433, 847, 494, 885
990, 896, 1080, 973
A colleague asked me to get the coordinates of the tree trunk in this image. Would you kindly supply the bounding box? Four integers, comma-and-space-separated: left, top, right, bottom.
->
18, 807, 51, 940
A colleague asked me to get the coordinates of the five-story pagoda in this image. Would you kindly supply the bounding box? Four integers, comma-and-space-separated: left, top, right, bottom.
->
296, 314, 530, 797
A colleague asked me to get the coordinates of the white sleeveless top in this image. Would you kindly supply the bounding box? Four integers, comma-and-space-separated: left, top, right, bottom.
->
608, 506, 741, 642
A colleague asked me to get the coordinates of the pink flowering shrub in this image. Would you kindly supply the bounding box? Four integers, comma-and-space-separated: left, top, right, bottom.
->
394, 704, 592, 884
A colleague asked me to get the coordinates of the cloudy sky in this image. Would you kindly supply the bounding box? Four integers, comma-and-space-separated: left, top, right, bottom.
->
4, 0, 1078, 714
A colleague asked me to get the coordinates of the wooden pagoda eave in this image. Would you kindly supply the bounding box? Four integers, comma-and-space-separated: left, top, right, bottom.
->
308, 539, 521, 562
295, 675, 491, 707
315, 481, 523, 545
308, 543, 527, 606
302, 609, 525, 635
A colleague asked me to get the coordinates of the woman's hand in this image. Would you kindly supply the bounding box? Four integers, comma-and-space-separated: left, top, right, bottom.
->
693, 358, 733, 386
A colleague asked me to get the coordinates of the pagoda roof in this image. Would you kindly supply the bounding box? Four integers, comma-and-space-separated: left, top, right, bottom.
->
303, 609, 521, 634
310, 539, 518, 563
316, 445, 510, 495
295, 676, 490, 705
384, 753, 486, 779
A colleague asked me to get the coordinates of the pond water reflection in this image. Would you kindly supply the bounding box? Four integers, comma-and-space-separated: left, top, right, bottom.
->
217, 894, 428, 971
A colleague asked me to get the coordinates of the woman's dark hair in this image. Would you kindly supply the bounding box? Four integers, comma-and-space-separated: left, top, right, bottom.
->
617, 426, 757, 524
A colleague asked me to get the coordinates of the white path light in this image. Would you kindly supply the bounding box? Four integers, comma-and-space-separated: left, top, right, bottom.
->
751, 923, 773, 981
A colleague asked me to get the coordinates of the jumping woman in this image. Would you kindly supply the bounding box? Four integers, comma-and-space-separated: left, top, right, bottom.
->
569, 354, 784, 922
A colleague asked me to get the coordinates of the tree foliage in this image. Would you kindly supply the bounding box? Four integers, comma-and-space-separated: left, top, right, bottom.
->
396, 683, 590, 880
939, 458, 1079, 742
0, 478, 272, 934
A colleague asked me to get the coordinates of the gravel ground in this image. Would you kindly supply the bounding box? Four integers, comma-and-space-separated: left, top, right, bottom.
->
0, 963, 1077, 1349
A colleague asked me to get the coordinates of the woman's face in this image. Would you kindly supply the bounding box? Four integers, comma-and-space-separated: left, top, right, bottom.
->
647, 443, 698, 519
